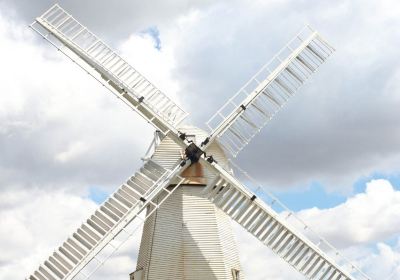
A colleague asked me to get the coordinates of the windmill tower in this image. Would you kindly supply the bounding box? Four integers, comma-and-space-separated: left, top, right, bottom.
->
132, 126, 243, 280
28, 4, 371, 280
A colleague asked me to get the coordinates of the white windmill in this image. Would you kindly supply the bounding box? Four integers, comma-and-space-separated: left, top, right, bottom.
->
28, 4, 371, 280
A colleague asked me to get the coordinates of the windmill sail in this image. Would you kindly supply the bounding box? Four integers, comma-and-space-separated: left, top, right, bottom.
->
28, 4, 372, 280
30, 4, 188, 135
27, 160, 185, 280
205, 26, 335, 157
203, 172, 355, 280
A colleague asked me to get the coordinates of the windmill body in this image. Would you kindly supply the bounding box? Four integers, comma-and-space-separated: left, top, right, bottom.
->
132, 126, 243, 280
27, 4, 371, 280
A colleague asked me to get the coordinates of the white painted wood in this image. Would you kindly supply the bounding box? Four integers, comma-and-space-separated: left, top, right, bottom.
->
135, 185, 243, 280
133, 126, 242, 280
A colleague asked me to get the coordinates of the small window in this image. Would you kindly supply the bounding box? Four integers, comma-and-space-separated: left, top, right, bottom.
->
232, 268, 240, 280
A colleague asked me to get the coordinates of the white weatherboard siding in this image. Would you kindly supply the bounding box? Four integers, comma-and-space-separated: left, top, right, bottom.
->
182, 185, 242, 279
135, 185, 243, 280
136, 187, 184, 279
133, 126, 243, 279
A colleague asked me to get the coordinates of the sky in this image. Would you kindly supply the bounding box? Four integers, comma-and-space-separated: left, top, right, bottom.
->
0, 0, 399, 279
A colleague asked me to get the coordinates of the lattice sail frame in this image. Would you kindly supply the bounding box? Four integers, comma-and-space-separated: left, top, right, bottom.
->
202, 160, 373, 280
206, 26, 335, 157
31, 4, 187, 135
28, 159, 185, 280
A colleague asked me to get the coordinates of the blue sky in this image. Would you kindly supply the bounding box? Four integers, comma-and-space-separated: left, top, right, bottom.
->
88, 186, 110, 204
275, 173, 400, 211
141, 26, 162, 50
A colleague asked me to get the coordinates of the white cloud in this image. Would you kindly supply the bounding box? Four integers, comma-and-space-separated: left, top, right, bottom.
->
155, 0, 400, 192
233, 179, 400, 279
0, 187, 143, 280
0, 7, 177, 280
235, 223, 400, 280
55, 141, 89, 163
0, 189, 97, 279
297, 179, 400, 247
119, 33, 181, 103
339, 240, 400, 280
0, 8, 168, 192
0, 169, 398, 279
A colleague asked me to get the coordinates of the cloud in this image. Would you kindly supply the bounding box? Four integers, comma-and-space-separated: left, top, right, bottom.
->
156, 0, 400, 191
55, 141, 89, 163
0, 188, 97, 279
296, 179, 400, 248
234, 179, 400, 279
0, 166, 397, 279
337, 240, 400, 280
2, 0, 400, 196
235, 223, 400, 280
0, 8, 187, 194
0, 6, 180, 279
1, 0, 219, 43
0, 187, 142, 280
119, 30, 182, 105
4, 0, 400, 193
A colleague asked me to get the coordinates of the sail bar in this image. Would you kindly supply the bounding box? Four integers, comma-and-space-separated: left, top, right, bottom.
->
201, 162, 370, 280
26, 159, 187, 280
205, 25, 334, 157
31, 4, 188, 134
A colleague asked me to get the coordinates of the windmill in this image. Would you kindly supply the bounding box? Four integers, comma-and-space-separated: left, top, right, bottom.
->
27, 4, 370, 280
